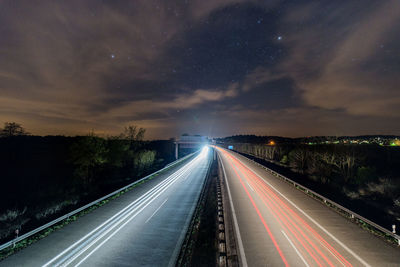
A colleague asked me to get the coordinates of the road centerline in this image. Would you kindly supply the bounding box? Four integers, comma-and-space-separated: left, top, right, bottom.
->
145, 198, 168, 224
281, 230, 310, 267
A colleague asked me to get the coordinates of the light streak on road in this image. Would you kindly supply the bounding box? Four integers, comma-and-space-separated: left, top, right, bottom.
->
222, 149, 289, 267
42, 152, 207, 267
217, 147, 370, 267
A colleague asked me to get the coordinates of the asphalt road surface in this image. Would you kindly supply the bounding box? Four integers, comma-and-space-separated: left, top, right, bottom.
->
217, 147, 400, 267
1, 147, 212, 267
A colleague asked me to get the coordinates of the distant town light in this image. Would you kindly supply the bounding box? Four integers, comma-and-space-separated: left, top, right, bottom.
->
390, 139, 400, 146
268, 140, 276, 146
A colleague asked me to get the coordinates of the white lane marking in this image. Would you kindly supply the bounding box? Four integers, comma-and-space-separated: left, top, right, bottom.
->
64, 166, 194, 266
74, 187, 171, 267
145, 198, 168, 224
167, 158, 212, 267
65, 168, 190, 265
246, 181, 254, 192
233, 152, 371, 267
76, 156, 209, 267
218, 153, 248, 267
281, 230, 310, 267
43, 155, 200, 267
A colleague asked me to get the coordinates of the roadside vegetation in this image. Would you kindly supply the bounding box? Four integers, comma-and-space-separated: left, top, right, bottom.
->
220, 136, 400, 229
0, 122, 175, 244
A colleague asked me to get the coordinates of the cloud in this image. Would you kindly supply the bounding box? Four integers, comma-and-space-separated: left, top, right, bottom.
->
174, 86, 239, 108
1, 0, 399, 138
279, 0, 400, 117
103, 85, 239, 119
241, 67, 286, 92
189, 0, 282, 19
212, 105, 400, 137
0, 0, 244, 135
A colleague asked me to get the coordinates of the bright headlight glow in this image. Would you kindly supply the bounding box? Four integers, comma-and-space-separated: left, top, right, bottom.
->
199, 145, 209, 158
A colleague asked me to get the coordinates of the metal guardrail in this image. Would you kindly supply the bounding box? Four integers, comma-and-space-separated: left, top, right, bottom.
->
0, 152, 196, 252
230, 149, 400, 246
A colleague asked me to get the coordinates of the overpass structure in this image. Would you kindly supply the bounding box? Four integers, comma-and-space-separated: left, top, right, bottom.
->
175, 134, 209, 159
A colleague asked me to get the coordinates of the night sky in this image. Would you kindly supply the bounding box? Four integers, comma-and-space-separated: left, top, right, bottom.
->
1, 0, 400, 139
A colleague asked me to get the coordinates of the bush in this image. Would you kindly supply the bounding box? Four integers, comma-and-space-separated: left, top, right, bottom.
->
280, 155, 288, 164
134, 150, 156, 176
355, 166, 377, 185
0, 208, 28, 239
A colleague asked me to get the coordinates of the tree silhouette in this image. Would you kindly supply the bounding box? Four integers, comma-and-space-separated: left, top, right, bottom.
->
122, 125, 146, 152
134, 150, 156, 176
69, 132, 108, 185
288, 147, 309, 174
0, 122, 29, 137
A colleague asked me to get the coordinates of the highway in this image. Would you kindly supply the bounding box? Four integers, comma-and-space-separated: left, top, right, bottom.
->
1, 147, 212, 267
217, 147, 400, 267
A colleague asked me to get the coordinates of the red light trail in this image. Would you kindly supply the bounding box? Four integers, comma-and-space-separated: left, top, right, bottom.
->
218, 147, 352, 267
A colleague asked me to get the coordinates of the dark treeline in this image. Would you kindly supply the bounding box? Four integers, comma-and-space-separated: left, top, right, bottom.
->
217, 134, 400, 144
221, 141, 400, 228
0, 123, 175, 242
218, 135, 295, 144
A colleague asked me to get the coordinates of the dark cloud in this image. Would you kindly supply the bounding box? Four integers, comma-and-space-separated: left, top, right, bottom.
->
278, 0, 400, 117
0, 0, 399, 138
225, 77, 300, 110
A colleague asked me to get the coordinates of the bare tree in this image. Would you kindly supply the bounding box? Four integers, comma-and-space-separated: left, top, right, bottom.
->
123, 125, 146, 142
308, 152, 332, 184
288, 147, 309, 174
333, 150, 356, 183
0, 122, 29, 137
264, 145, 276, 160
319, 147, 356, 183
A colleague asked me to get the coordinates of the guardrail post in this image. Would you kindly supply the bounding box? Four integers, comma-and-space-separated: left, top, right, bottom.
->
392, 225, 396, 234
13, 229, 19, 248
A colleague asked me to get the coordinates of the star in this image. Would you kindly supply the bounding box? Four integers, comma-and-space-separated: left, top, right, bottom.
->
277, 36, 282, 41
110, 54, 115, 59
